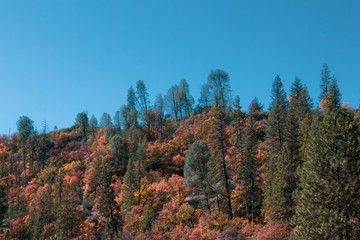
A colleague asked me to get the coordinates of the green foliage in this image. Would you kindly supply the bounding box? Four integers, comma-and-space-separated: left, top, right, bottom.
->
199, 83, 212, 107
55, 193, 79, 240
238, 116, 262, 222
207, 107, 233, 219
292, 108, 360, 239
141, 205, 156, 232
136, 80, 152, 129
320, 63, 331, 101
326, 76, 341, 112
267, 78, 313, 222
207, 69, 231, 109
17, 115, 35, 186
37, 132, 52, 171
17, 116, 34, 145
89, 114, 98, 129
2, 66, 359, 239
266, 75, 287, 153
184, 141, 210, 208
109, 134, 129, 175
75, 112, 89, 141
122, 157, 136, 211
26, 186, 54, 240
93, 156, 122, 239
178, 78, 194, 118
264, 75, 288, 219
249, 97, 264, 113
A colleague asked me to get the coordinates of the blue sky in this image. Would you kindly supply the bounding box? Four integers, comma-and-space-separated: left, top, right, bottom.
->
1, 0, 359, 134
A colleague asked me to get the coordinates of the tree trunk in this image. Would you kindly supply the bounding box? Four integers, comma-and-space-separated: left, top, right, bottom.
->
222, 156, 233, 219
23, 148, 26, 186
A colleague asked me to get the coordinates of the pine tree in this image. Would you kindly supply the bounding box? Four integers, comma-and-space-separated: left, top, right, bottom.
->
326, 76, 341, 112
55, 190, 79, 240
27, 185, 54, 240
122, 129, 145, 210
267, 75, 288, 152
267, 78, 313, 222
17, 116, 34, 186
320, 63, 331, 101
113, 110, 122, 133
93, 156, 122, 239
37, 132, 52, 171
122, 158, 137, 212
184, 141, 210, 208
136, 80, 151, 129
249, 97, 264, 113
292, 108, 360, 239
264, 75, 288, 219
207, 107, 233, 219
75, 112, 89, 141
238, 115, 262, 222
89, 114, 98, 138
109, 134, 129, 176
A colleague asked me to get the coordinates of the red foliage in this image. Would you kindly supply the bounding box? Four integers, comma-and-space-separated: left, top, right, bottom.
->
251, 221, 290, 240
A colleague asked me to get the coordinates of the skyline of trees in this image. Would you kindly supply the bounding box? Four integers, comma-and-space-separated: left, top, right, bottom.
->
1, 64, 359, 239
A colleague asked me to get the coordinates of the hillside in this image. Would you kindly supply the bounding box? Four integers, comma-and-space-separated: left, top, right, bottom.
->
1, 67, 360, 240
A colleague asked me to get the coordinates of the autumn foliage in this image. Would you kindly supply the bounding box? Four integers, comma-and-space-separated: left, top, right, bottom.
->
1, 66, 359, 239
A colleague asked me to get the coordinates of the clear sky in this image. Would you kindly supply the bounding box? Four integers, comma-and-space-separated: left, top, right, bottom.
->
1, 0, 360, 134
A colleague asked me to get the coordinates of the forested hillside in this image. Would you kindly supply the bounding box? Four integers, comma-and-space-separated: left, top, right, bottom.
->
1, 64, 359, 239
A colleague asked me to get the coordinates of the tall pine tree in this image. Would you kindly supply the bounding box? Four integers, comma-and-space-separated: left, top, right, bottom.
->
292, 108, 360, 239
264, 75, 288, 219
207, 107, 233, 219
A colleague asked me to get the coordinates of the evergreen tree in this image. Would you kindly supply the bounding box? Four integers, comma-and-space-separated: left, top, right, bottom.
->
100, 112, 113, 129
292, 108, 360, 239
326, 76, 341, 112
184, 141, 210, 208
89, 114, 98, 138
17, 116, 34, 186
238, 115, 262, 222
37, 132, 52, 171
289, 78, 313, 120
320, 63, 331, 101
122, 129, 145, 210
141, 205, 156, 232
266, 74, 288, 153
264, 75, 288, 219
319, 63, 342, 113
55, 190, 79, 240
113, 110, 122, 133
249, 97, 264, 113
75, 112, 89, 141
267, 78, 313, 222
121, 87, 139, 130
109, 134, 129, 176
122, 155, 136, 211
127, 86, 137, 110
27, 186, 54, 240
136, 80, 151, 129
93, 156, 122, 239
207, 107, 233, 219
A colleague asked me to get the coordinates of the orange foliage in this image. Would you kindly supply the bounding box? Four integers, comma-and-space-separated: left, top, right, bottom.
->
251, 221, 290, 240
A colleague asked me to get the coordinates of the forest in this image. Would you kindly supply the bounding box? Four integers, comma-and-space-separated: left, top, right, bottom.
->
0, 64, 359, 240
